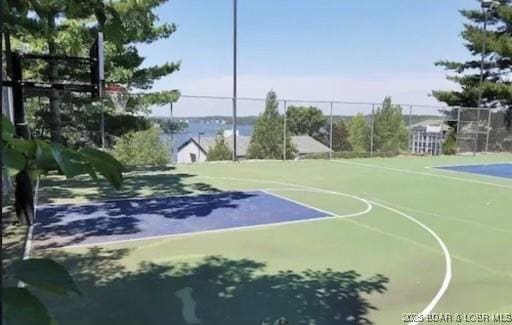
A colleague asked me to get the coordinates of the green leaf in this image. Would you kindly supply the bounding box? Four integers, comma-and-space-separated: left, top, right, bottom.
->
2, 146, 26, 172
2, 287, 54, 325
10, 259, 81, 296
50, 144, 90, 178
35, 141, 59, 172
80, 148, 123, 190
2, 114, 14, 140
10, 138, 37, 156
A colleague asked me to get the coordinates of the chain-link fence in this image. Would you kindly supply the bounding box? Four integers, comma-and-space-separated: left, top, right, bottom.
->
146, 95, 512, 162
9, 91, 512, 165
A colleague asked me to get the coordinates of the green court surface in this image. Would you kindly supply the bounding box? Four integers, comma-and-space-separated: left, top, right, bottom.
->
35, 154, 512, 324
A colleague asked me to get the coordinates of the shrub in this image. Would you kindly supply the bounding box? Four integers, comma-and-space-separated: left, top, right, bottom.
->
304, 151, 399, 160
207, 135, 233, 161
443, 130, 457, 155
112, 127, 169, 166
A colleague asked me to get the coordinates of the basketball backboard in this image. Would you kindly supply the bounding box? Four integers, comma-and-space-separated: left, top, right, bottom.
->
90, 32, 105, 98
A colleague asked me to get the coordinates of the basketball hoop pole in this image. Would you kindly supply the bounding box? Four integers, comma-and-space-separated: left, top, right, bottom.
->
3, 33, 104, 225
232, 0, 238, 162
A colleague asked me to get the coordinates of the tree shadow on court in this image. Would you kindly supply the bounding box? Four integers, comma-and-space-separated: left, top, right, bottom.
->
39, 248, 389, 325
32, 191, 256, 249
38, 166, 222, 205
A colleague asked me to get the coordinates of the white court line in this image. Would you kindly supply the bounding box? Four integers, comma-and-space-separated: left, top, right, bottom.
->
197, 176, 452, 325
39, 175, 452, 324
369, 200, 452, 325
261, 189, 372, 219
330, 159, 512, 189
18, 177, 40, 289
42, 189, 372, 251
426, 164, 512, 182
428, 161, 512, 168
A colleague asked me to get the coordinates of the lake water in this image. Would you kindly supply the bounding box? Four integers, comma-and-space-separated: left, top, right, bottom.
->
160, 122, 254, 161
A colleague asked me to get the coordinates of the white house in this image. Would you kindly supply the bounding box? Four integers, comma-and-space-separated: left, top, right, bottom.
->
177, 135, 331, 163
408, 119, 451, 155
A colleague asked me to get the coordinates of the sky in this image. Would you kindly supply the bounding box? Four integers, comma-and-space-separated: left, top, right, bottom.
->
138, 0, 480, 117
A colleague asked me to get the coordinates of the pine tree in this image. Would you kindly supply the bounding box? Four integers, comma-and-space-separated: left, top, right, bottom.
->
373, 97, 408, 153
207, 133, 233, 161
348, 113, 370, 153
433, 0, 512, 128
247, 91, 295, 159
6, 0, 180, 143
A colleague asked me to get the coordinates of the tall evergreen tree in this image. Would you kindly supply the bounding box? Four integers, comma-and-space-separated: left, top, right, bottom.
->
348, 113, 370, 153
247, 91, 295, 159
6, 0, 180, 143
373, 97, 408, 152
433, 0, 512, 128
207, 133, 233, 161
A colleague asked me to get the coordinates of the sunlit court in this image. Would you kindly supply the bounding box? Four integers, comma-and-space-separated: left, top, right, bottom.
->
19, 155, 508, 324
2, 0, 512, 324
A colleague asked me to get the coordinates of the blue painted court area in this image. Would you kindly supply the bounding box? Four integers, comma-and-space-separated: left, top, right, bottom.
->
32, 191, 330, 249
435, 163, 512, 179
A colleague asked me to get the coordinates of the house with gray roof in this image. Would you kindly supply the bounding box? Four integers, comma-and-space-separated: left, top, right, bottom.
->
407, 119, 452, 155
177, 135, 331, 163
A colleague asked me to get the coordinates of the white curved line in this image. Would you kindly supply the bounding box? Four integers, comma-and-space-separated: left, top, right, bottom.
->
44, 188, 371, 251
198, 176, 452, 324
262, 189, 372, 219
369, 201, 452, 325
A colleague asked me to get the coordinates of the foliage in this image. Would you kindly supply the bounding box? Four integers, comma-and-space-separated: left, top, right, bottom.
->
313, 119, 352, 151
443, 130, 458, 155
7, 0, 180, 143
25, 98, 153, 148
112, 127, 169, 166
348, 113, 371, 152
433, 0, 512, 126
1, 115, 123, 325
247, 91, 295, 159
305, 151, 400, 160
207, 134, 233, 161
1, 115, 123, 188
286, 106, 327, 138
150, 117, 188, 135
373, 97, 408, 153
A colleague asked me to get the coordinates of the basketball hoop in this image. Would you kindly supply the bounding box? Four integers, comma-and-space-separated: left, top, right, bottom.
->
104, 84, 130, 112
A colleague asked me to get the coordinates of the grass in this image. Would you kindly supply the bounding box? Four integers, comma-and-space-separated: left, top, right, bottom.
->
26, 154, 512, 324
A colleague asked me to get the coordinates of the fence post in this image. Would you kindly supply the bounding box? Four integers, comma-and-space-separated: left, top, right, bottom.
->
370, 104, 375, 157
283, 100, 287, 161
407, 105, 413, 153
474, 107, 481, 154
456, 107, 461, 154
485, 109, 492, 153
100, 109, 105, 149
329, 102, 334, 159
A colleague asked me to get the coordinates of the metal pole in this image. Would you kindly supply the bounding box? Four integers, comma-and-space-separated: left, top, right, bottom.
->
232, 0, 238, 162
100, 109, 105, 149
475, 7, 489, 154
198, 132, 202, 161
456, 107, 461, 154
11, 52, 34, 225
170, 102, 174, 163
283, 100, 287, 161
408, 105, 413, 153
329, 102, 334, 159
478, 8, 488, 108
370, 104, 375, 156
485, 109, 492, 153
